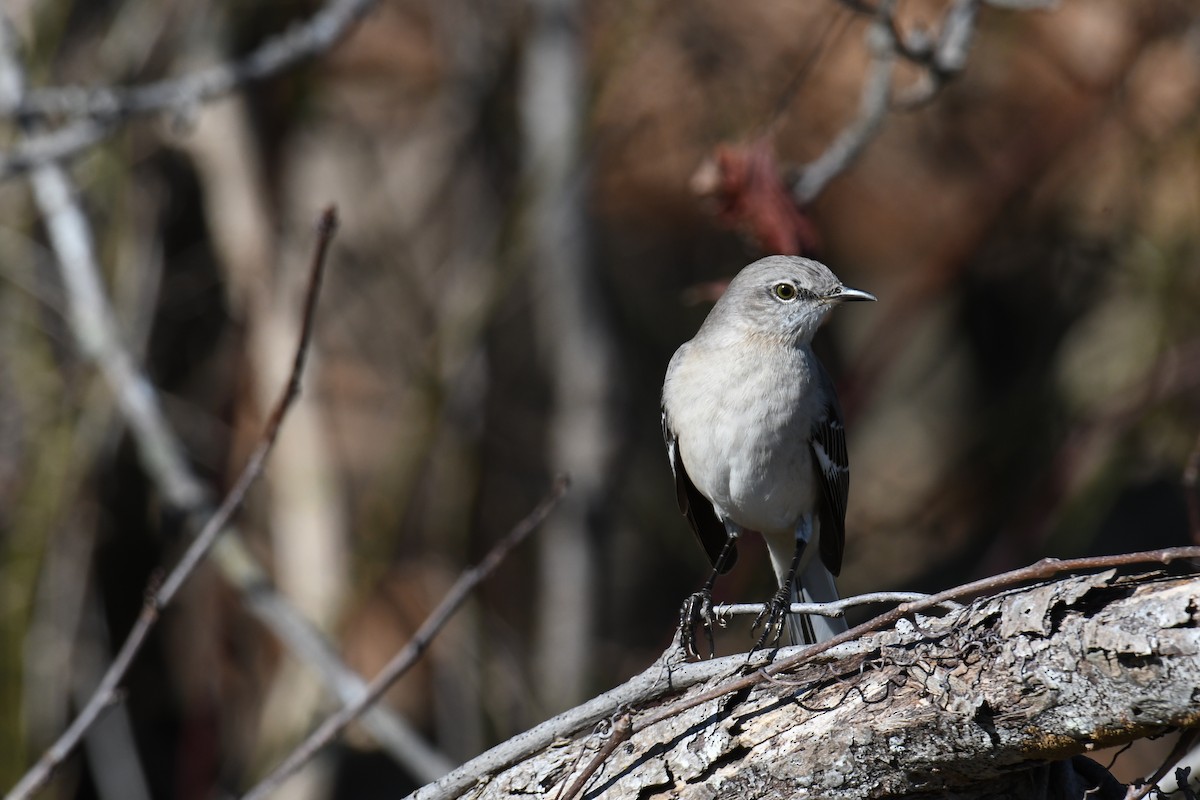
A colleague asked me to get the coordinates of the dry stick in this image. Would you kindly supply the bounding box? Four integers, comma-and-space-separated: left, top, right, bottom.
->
0, 0, 381, 177
516, 547, 1200, 800
239, 476, 571, 800
3, 208, 339, 800
556, 714, 632, 800
714, 591, 951, 621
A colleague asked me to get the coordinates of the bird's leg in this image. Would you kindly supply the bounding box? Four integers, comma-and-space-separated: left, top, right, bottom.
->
752, 537, 806, 652
680, 531, 738, 659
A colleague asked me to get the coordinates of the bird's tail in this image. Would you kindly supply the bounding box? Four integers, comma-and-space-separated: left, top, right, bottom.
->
788, 557, 848, 645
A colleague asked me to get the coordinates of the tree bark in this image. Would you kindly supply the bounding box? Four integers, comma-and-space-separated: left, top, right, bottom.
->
411, 569, 1200, 800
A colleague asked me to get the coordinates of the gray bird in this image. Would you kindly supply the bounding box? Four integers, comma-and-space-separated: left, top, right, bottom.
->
661, 255, 875, 655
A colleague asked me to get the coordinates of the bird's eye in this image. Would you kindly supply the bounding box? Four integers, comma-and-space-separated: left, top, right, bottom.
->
772, 282, 798, 301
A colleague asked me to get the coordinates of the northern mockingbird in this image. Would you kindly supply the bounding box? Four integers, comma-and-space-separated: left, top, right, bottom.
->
661, 255, 875, 655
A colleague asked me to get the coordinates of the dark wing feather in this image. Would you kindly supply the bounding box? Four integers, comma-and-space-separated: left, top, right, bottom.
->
662, 408, 736, 573
809, 362, 849, 577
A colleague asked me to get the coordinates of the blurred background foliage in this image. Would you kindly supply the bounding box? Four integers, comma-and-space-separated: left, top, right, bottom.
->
0, 0, 1198, 797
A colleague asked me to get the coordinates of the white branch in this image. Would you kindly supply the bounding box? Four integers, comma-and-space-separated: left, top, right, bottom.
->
713, 591, 960, 622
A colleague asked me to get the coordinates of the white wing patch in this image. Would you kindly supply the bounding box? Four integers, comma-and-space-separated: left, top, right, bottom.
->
812, 438, 848, 479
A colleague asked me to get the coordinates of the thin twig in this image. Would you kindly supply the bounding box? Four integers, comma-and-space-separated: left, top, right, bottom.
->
1, 8, 448, 779
0, 0, 380, 177
634, 547, 1200, 736
556, 714, 633, 800
713, 591, 954, 622
408, 546, 1200, 800
239, 476, 571, 800
157, 207, 337, 601
3, 208, 339, 800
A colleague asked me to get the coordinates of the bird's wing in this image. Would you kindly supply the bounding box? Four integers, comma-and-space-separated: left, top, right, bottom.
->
662, 406, 737, 572
809, 360, 849, 577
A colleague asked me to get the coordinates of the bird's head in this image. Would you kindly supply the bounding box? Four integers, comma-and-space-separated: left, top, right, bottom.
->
701, 255, 876, 345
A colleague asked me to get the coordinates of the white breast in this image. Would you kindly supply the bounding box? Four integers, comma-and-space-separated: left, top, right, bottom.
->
664, 337, 821, 536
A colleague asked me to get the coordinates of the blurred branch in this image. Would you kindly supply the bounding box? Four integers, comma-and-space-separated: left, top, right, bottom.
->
411, 546, 1200, 800
0, 8, 454, 783
0, 0, 380, 178
74, 588, 153, 800
792, 0, 1056, 203
520, 0, 615, 712
239, 477, 570, 800
3, 206, 338, 800
29, 145, 210, 509
0, 119, 112, 181
891, 0, 979, 108
792, 0, 897, 203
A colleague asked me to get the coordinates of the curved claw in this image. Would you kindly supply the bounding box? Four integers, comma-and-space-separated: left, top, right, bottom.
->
750, 586, 792, 653
680, 590, 716, 659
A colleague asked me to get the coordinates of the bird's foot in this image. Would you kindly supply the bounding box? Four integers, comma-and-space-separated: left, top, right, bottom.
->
679, 589, 716, 659
751, 586, 792, 652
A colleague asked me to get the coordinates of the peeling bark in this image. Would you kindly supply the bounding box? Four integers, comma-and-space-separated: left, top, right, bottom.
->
412, 570, 1200, 800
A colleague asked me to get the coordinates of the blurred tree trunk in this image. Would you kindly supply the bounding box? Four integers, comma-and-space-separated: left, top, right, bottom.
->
519, 0, 618, 712
171, 22, 347, 794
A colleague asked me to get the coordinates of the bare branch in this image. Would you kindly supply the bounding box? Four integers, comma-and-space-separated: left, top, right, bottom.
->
409, 634, 786, 800
0, 0, 380, 177
3, 207, 339, 800
239, 477, 571, 800
0, 119, 113, 180
713, 591, 960, 623
791, 0, 1018, 201
793, 0, 897, 203
410, 546, 1200, 800
4, 0, 378, 120
894, 0, 978, 108
532, 569, 1192, 800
